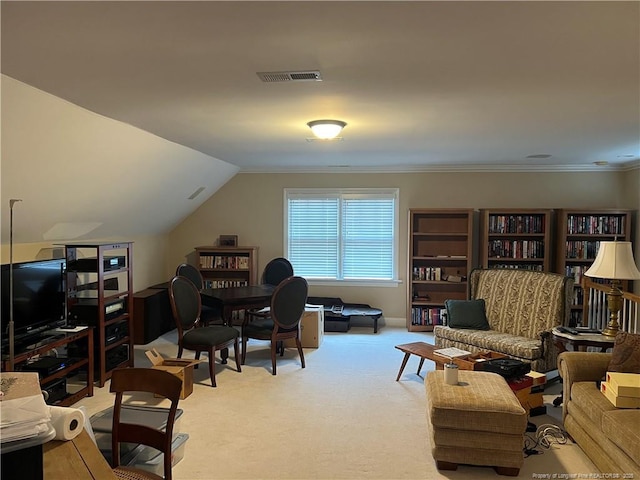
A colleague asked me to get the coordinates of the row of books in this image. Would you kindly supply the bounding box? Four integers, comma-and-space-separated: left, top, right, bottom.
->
571, 288, 584, 305
489, 263, 544, 271
566, 215, 626, 235
199, 255, 250, 269
488, 240, 545, 259
565, 241, 600, 260
410, 307, 446, 326
487, 215, 545, 234
564, 265, 587, 283
203, 280, 248, 288
412, 266, 442, 281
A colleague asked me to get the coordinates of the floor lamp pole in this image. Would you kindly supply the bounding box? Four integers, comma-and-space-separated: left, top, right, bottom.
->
8, 199, 22, 371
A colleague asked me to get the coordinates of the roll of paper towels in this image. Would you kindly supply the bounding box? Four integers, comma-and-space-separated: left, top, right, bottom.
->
49, 406, 85, 441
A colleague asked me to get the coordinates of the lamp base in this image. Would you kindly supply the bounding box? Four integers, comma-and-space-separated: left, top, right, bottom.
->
602, 282, 622, 338
601, 324, 619, 338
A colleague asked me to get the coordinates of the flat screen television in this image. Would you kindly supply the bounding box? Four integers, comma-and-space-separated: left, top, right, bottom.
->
1, 258, 66, 349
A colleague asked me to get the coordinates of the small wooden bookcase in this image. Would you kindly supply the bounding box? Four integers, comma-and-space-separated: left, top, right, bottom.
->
195, 246, 259, 288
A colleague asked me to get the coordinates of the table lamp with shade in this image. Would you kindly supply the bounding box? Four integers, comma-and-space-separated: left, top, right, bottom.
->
584, 241, 640, 337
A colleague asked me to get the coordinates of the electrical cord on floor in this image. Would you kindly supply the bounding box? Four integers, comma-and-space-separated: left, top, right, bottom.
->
523, 423, 568, 457
536, 424, 568, 448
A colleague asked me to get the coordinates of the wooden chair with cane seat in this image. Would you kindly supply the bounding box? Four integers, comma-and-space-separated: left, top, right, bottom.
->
241, 275, 308, 375
110, 367, 182, 480
168, 275, 241, 387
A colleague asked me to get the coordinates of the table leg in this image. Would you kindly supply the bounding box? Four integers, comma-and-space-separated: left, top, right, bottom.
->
417, 358, 425, 376
396, 353, 412, 381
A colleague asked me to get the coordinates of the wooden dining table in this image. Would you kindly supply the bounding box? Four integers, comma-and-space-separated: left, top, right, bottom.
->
200, 284, 275, 326
44, 429, 116, 479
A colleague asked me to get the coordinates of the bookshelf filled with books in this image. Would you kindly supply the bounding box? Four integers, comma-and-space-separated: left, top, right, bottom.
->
195, 246, 259, 288
555, 209, 633, 326
480, 209, 552, 271
407, 209, 474, 332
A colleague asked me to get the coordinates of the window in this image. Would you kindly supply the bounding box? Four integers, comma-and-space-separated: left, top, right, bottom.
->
285, 188, 399, 284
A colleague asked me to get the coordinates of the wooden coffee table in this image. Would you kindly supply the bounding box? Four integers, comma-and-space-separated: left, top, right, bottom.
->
394, 342, 507, 381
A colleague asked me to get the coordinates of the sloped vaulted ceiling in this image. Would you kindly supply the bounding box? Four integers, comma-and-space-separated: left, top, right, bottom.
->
1, 76, 239, 245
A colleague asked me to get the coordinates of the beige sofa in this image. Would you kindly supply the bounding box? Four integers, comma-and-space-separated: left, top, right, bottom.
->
558, 352, 640, 476
434, 268, 573, 373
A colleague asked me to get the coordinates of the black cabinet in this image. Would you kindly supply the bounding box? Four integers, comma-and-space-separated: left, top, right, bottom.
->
132, 288, 174, 345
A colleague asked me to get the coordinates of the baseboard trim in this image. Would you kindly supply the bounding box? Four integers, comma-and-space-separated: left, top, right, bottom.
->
348, 316, 406, 328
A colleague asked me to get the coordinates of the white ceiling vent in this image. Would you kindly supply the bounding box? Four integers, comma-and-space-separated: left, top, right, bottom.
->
257, 71, 322, 82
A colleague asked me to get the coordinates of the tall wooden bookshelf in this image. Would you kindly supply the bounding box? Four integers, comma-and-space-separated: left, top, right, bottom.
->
555, 209, 634, 326
407, 209, 474, 332
195, 246, 259, 288
480, 209, 553, 271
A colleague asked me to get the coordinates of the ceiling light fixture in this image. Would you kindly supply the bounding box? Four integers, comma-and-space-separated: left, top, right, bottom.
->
307, 120, 347, 139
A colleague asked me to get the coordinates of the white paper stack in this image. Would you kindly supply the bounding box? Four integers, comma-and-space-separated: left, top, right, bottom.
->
0, 372, 52, 443
433, 347, 471, 359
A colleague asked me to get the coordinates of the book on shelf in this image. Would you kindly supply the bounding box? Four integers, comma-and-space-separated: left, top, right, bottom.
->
433, 347, 471, 359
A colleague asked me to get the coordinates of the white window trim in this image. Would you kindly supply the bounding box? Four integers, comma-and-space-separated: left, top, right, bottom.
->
284, 188, 400, 287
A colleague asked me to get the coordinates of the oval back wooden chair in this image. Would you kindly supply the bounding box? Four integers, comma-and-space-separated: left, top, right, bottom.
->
241, 276, 308, 375
168, 275, 241, 387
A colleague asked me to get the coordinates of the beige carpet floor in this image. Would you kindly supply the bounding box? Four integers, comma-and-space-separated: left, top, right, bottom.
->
76, 326, 597, 479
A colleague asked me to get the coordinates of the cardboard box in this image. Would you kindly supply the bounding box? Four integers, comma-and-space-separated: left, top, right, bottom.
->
528, 392, 544, 408
284, 305, 324, 348
145, 349, 203, 399
600, 381, 640, 408
513, 387, 531, 412
606, 372, 640, 398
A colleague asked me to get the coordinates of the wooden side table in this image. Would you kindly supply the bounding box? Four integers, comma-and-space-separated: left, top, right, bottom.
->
552, 328, 616, 354
551, 327, 615, 406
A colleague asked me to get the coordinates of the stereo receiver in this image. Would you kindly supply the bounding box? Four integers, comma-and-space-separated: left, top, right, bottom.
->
67, 255, 126, 272
69, 297, 126, 325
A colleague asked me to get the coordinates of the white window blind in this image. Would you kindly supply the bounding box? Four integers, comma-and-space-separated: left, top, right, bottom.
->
285, 189, 398, 281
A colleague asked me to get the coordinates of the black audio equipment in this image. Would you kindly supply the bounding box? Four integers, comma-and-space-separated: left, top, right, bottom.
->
20, 357, 68, 377
104, 321, 129, 345
479, 358, 531, 379
41, 377, 67, 404
69, 297, 126, 325
105, 345, 129, 371
67, 255, 126, 272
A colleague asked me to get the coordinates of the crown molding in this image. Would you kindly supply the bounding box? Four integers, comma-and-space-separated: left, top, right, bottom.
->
240, 160, 640, 174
